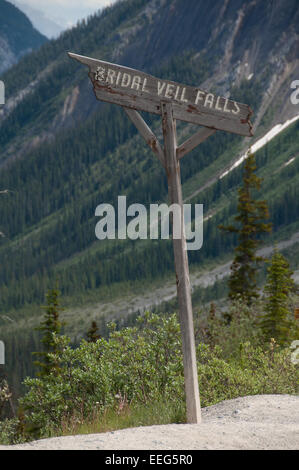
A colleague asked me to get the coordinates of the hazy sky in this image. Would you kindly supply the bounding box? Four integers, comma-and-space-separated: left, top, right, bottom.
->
12, 0, 117, 29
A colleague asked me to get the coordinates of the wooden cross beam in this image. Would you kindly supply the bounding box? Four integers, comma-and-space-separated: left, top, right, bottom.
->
177, 127, 216, 160
123, 108, 165, 167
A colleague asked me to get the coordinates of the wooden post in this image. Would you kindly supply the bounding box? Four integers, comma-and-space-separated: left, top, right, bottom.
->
68, 51, 253, 425
162, 102, 201, 424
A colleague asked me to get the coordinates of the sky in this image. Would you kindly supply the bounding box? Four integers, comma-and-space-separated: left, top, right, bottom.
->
10, 0, 117, 35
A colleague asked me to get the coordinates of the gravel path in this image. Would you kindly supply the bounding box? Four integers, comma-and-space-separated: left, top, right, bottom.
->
1, 395, 298, 450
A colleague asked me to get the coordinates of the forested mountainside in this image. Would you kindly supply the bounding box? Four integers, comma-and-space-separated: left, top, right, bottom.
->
0, 0, 298, 393
0, 0, 47, 74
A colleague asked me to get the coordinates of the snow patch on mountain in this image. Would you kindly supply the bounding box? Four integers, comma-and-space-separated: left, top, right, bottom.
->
220, 114, 299, 179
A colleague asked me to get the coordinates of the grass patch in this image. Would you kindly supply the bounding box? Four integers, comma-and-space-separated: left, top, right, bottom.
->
62, 399, 185, 437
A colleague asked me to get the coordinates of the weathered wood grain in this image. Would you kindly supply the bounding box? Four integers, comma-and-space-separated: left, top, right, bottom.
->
68, 52, 253, 137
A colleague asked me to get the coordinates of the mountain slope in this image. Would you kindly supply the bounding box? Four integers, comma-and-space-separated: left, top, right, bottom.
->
0, 0, 298, 311
0, 0, 47, 74
0, 0, 298, 394
0, 0, 298, 165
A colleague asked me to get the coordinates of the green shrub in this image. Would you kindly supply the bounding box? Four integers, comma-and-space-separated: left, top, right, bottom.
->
15, 312, 297, 441
195, 299, 265, 357
19, 314, 184, 439
0, 418, 24, 445
197, 341, 298, 407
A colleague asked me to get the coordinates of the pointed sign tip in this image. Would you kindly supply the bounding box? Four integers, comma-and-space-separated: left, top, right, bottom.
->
67, 52, 93, 68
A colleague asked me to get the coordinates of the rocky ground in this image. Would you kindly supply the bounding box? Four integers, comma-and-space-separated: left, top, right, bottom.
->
1, 395, 298, 450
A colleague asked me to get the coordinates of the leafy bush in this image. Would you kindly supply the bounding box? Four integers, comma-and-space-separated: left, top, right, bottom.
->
0, 379, 12, 419
194, 299, 265, 357
19, 314, 183, 439
16, 312, 297, 441
0, 418, 23, 445
197, 341, 298, 406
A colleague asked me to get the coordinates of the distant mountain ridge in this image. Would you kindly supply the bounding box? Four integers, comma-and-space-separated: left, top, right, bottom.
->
10, 1, 64, 38
0, 0, 47, 74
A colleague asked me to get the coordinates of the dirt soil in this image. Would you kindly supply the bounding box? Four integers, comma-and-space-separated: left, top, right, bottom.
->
1, 395, 298, 450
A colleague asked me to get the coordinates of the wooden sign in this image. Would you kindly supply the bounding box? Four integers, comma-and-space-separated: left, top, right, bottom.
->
68, 51, 254, 425
68, 53, 253, 136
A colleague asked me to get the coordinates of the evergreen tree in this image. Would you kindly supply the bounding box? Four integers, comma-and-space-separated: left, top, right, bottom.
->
219, 153, 271, 306
0, 365, 15, 419
0, 376, 13, 419
86, 321, 101, 343
261, 248, 296, 345
34, 287, 64, 376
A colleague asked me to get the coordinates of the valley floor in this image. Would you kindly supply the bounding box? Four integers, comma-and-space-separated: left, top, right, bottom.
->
62, 230, 299, 328
1, 395, 298, 450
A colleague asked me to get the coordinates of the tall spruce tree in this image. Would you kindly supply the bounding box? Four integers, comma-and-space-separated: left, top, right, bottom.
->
34, 287, 64, 376
219, 153, 271, 306
86, 321, 101, 343
261, 248, 296, 345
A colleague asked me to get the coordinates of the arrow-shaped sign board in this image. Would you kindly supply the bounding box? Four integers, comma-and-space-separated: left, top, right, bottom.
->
68, 53, 253, 137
